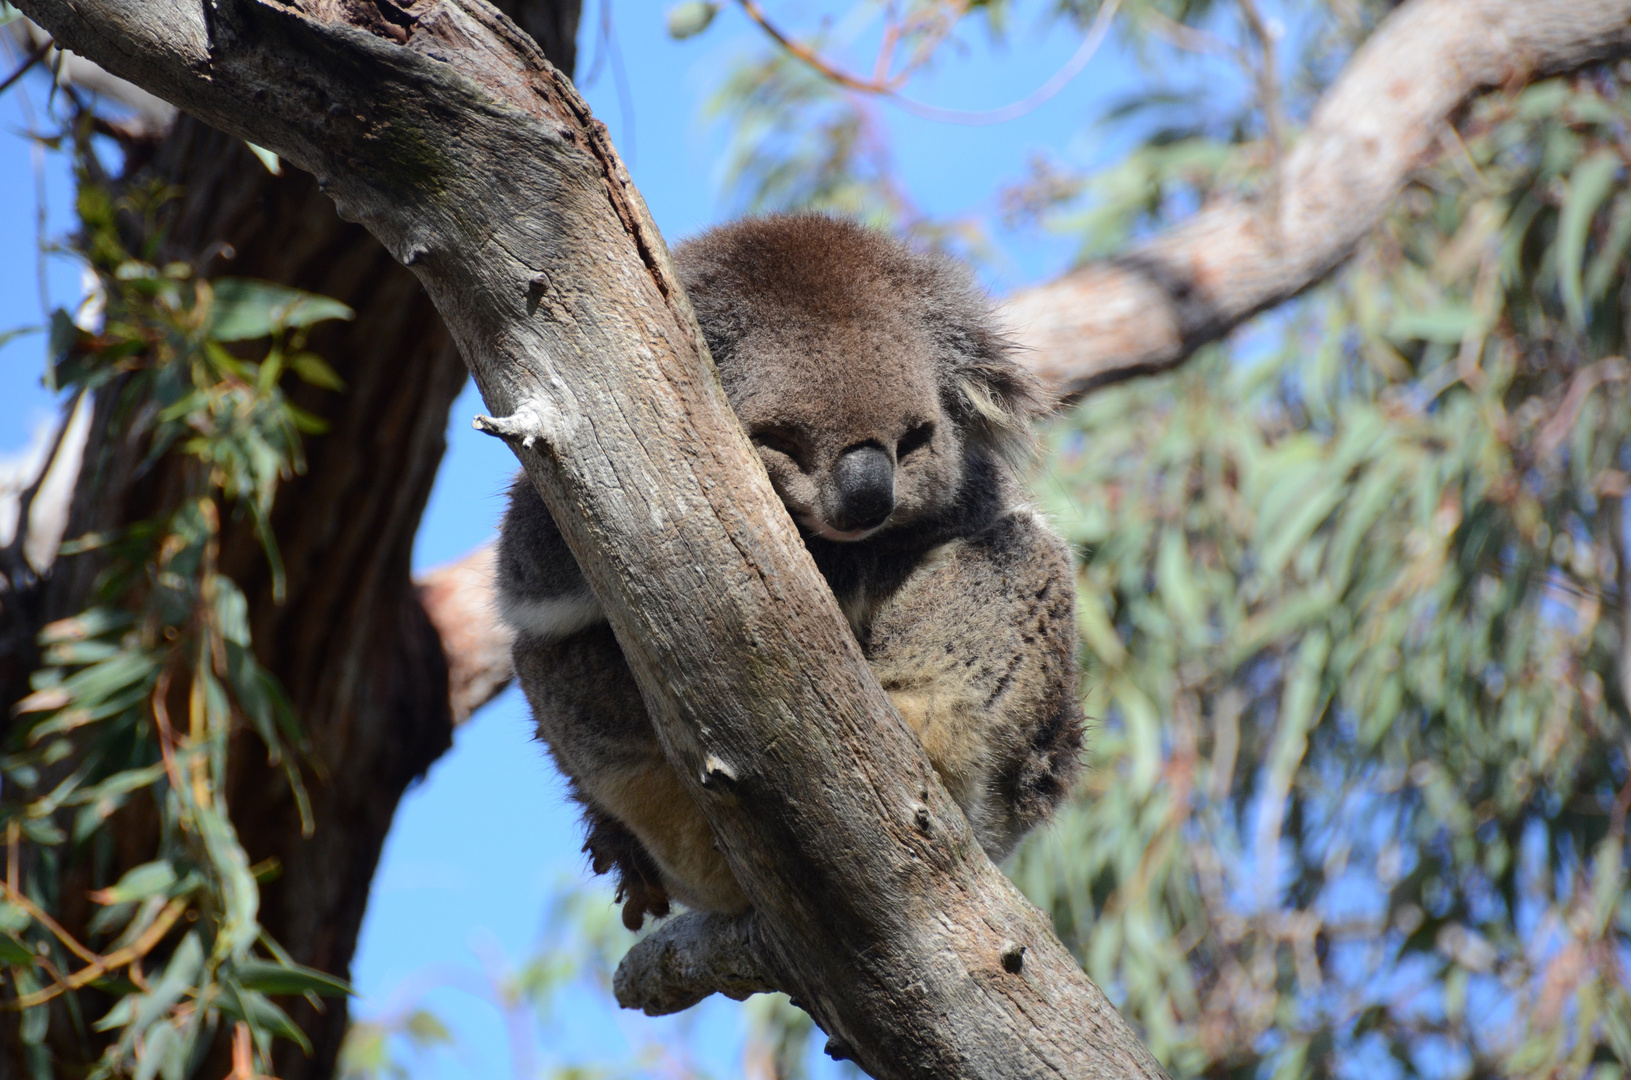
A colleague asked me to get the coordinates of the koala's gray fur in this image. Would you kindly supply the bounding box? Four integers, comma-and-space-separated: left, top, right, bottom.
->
497, 214, 1083, 929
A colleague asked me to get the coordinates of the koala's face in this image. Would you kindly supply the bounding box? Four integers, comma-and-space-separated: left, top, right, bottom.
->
725, 319, 966, 543
677, 215, 1039, 545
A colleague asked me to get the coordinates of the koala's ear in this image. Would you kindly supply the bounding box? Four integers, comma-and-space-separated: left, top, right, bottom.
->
947, 321, 1051, 470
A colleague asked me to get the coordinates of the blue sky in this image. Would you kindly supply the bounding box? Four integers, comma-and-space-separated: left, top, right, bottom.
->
0, 4, 1161, 1075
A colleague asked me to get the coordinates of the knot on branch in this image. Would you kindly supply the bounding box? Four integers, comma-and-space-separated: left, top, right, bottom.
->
472, 400, 570, 451
613, 911, 778, 1016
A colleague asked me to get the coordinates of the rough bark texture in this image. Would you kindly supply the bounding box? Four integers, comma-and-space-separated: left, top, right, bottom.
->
0, 4, 572, 1076
9, 1, 1170, 1076
1004, 0, 1631, 400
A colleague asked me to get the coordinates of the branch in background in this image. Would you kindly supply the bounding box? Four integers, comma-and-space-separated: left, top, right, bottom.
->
416, 544, 512, 724
1006, 0, 1631, 401
2, 20, 178, 135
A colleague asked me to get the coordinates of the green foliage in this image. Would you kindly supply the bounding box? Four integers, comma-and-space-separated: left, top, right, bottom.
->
1, 174, 352, 1077
704, 52, 910, 223
1007, 71, 1631, 1078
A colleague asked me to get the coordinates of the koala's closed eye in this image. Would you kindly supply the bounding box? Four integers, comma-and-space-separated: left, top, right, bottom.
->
752, 428, 805, 462
897, 422, 935, 458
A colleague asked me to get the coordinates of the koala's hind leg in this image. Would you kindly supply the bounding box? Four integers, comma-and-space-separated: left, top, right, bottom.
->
861, 509, 1084, 861
511, 625, 748, 926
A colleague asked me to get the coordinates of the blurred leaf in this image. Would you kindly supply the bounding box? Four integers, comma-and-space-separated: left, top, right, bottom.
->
1558, 150, 1620, 328
234, 959, 352, 998
666, 0, 718, 39
210, 278, 353, 341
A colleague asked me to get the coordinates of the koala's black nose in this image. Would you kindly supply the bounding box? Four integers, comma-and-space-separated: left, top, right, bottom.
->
831, 444, 895, 532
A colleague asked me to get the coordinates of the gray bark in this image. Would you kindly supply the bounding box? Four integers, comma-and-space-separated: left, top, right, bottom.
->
10, 1, 1168, 1077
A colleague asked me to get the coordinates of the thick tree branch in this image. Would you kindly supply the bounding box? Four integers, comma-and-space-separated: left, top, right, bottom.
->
12, 1, 1165, 1075
417, 544, 513, 723
1005, 0, 1631, 400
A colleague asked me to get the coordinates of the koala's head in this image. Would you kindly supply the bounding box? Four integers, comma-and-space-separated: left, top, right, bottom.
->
675, 215, 1045, 543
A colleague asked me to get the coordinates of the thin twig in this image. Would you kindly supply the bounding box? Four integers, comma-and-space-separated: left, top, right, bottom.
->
871, 12, 900, 86
1535, 357, 1629, 460
894, 0, 1121, 126
1, 879, 100, 965
736, 0, 1121, 126
736, 0, 892, 93
150, 663, 186, 799
230, 1021, 255, 1080
7, 898, 187, 1010
0, 37, 50, 97
1237, 0, 1286, 224
1141, 8, 1232, 55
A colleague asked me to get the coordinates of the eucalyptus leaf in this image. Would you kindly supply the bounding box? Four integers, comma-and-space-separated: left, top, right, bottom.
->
209, 278, 353, 341
1558, 150, 1621, 328
233, 959, 352, 998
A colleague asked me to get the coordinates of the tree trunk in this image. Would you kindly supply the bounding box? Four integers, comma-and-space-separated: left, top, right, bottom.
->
8, 1, 1171, 1075
0, 4, 575, 1076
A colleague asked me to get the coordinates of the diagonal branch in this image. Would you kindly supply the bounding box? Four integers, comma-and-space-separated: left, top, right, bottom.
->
11, 1, 1165, 1075
1006, 0, 1631, 401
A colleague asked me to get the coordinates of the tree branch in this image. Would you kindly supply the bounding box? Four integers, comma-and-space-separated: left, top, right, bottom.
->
1006, 0, 1631, 400
416, 544, 513, 724
11, 1, 1166, 1075
613, 911, 778, 1016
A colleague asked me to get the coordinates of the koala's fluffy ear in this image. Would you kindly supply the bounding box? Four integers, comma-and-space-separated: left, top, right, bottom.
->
924, 263, 1051, 469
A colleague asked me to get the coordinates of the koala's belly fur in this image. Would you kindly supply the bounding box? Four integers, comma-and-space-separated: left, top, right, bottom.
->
504, 496, 1082, 922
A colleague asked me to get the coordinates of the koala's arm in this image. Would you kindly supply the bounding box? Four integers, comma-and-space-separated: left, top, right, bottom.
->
498, 473, 746, 927
862, 510, 1084, 861
495, 473, 605, 641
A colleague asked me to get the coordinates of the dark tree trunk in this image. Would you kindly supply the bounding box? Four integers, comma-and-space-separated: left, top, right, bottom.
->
0, 4, 576, 1077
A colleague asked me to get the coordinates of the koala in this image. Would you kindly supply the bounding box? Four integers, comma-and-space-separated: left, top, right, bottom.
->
497, 215, 1083, 930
